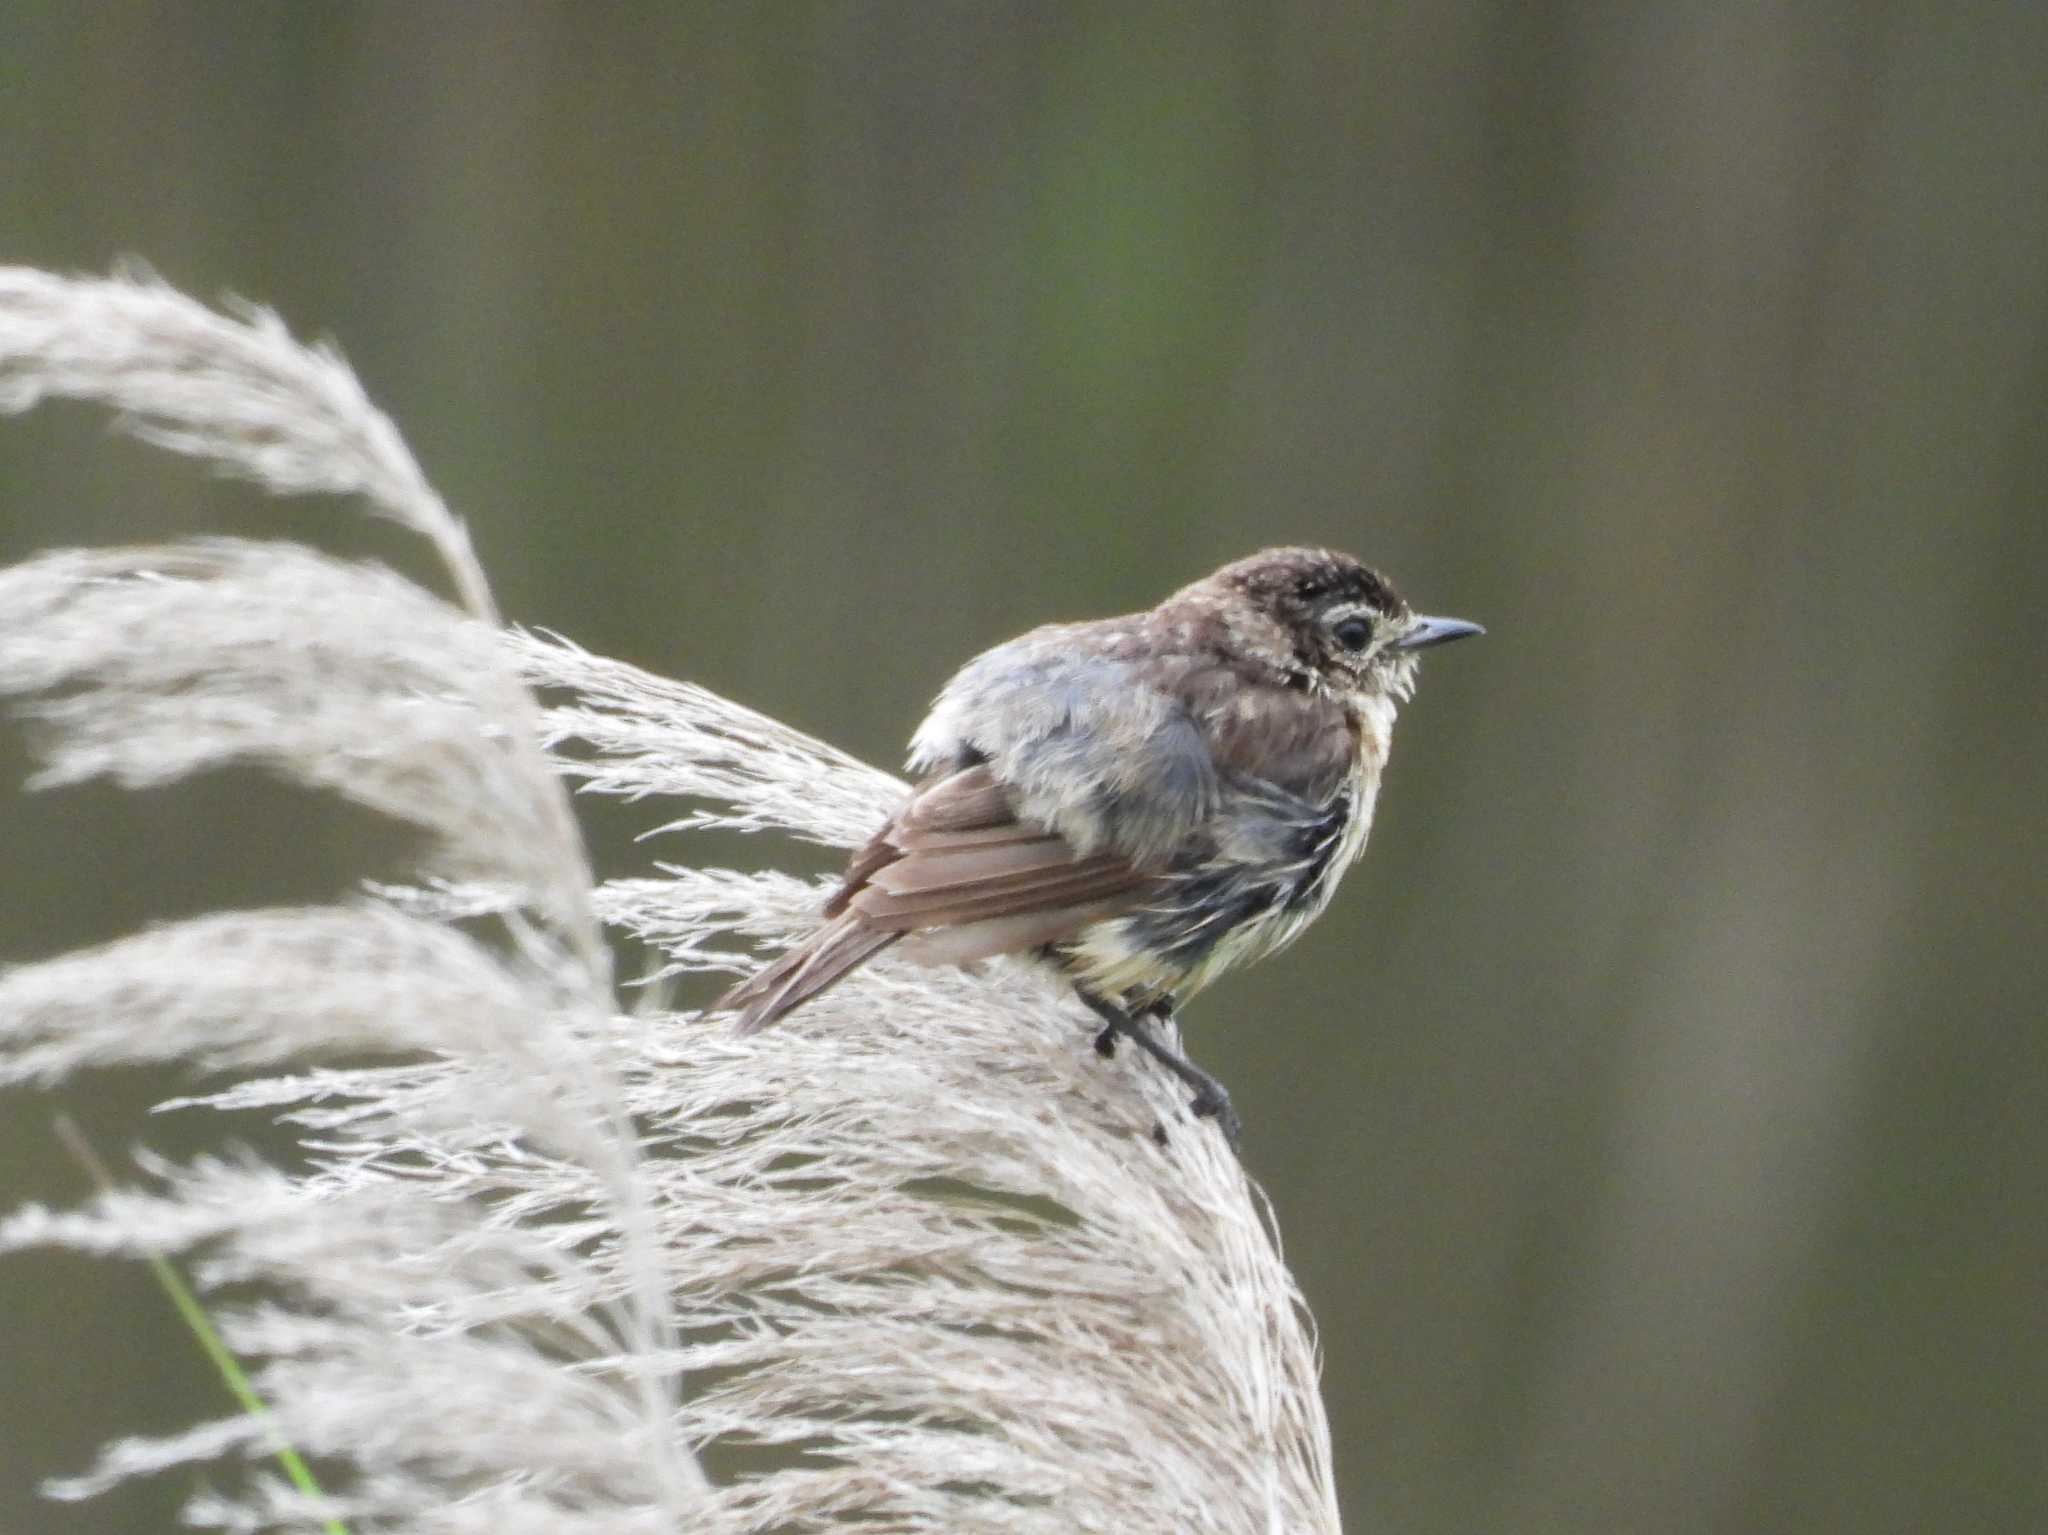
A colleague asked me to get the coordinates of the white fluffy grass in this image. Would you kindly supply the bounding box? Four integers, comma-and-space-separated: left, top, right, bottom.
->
0, 267, 1339, 1533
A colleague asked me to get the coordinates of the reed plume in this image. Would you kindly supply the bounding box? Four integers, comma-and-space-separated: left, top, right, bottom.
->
0, 266, 1340, 1533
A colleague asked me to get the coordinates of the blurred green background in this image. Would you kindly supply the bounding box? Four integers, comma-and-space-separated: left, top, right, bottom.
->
2, 5, 2043, 1532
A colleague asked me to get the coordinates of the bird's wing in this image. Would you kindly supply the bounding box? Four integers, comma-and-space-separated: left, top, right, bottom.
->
906, 630, 1224, 865
828, 762, 1155, 932
716, 760, 1153, 1033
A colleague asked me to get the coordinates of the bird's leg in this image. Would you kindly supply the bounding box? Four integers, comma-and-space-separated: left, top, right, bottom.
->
1080, 988, 1176, 1057
1076, 990, 1241, 1148
1131, 1001, 1242, 1148
1077, 987, 1141, 1059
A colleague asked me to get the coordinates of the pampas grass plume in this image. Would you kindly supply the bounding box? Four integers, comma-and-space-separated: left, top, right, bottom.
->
0, 266, 1340, 1534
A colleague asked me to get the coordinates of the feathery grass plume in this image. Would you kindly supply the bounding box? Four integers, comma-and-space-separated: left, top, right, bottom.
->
0, 262, 498, 621
0, 266, 699, 1532
0, 266, 1341, 1532
516, 646, 1343, 1534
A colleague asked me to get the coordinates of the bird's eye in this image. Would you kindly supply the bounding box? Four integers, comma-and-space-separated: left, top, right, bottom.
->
1332, 616, 1375, 652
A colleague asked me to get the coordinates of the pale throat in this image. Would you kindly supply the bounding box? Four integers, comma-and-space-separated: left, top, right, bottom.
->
1339, 689, 1399, 872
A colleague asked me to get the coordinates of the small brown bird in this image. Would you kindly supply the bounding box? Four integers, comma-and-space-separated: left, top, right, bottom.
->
714, 547, 1481, 1142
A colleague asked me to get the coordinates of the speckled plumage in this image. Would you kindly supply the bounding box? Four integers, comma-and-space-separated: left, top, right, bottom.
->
714, 547, 1480, 1133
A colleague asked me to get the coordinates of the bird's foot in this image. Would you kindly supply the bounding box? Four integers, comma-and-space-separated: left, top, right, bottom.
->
1186, 1079, 1243, 1149
1078, 989, 1242, 1151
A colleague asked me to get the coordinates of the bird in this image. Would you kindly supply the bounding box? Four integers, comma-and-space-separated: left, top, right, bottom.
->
712, 546, 1481, 1144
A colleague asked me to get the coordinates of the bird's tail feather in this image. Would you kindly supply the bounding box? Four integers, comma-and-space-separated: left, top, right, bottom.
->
715, 916, 901, 1035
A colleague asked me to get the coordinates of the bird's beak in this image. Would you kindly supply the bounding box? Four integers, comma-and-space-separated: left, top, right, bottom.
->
1394, 614, 1485, 651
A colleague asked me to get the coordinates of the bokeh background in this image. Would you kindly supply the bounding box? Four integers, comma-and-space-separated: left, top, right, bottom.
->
2, 6, 2043, 1532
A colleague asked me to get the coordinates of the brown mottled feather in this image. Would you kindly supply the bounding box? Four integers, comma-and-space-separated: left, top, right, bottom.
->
720, 762, 1156, 1032
899, 764, 1015, 830
824, 764, 1028, 918
1133, 632, 1360, 806
866, 838, 1110, 896
725, 918, 899, 1035
1206, 685, 1358, 803
851, 856, 1147, 926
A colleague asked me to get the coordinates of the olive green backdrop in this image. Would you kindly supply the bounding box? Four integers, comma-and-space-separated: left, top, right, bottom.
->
2, 6, 2043, 1533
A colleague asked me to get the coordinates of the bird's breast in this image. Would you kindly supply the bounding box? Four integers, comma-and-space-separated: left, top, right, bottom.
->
1059, 755, 1381, 1005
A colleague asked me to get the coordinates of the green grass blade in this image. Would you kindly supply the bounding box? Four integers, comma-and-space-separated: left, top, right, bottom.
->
54, 1117, 351, 1535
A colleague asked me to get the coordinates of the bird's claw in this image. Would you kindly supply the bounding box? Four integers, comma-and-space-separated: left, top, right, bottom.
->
1189, 1085, 1243, 1149
1076, 989, 1240, 1151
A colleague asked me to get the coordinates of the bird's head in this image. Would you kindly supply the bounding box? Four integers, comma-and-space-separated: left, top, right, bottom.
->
1201, 546, 1483, 704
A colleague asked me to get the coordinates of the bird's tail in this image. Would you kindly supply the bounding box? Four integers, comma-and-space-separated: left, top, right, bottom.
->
712, 915, 902, 1035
